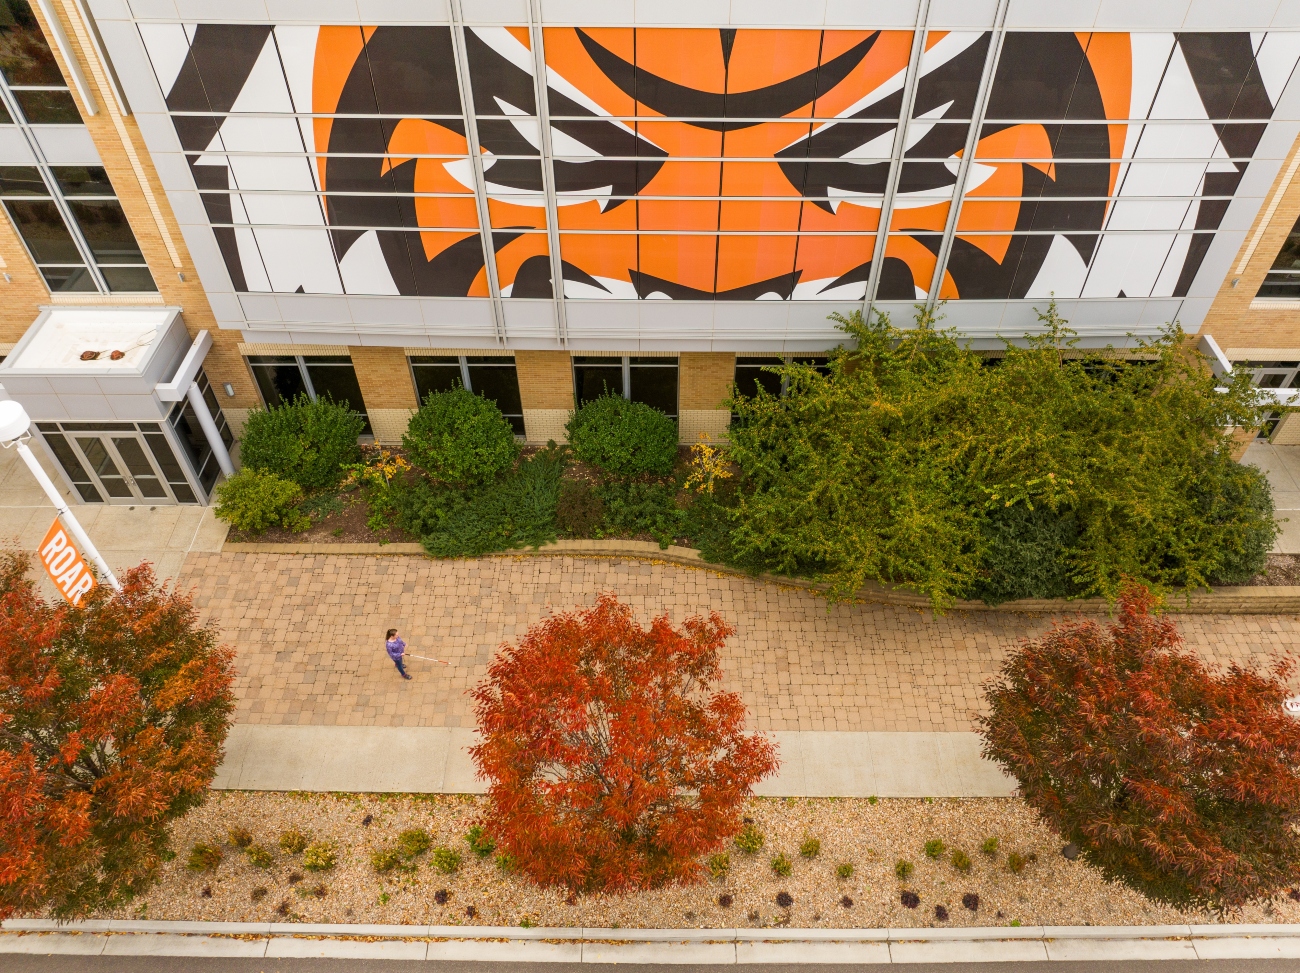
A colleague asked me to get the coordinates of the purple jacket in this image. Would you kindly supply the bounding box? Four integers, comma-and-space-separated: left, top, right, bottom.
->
386, 637, 406, 661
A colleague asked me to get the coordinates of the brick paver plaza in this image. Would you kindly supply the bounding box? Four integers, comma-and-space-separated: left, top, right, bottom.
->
180, 552, 1300, 733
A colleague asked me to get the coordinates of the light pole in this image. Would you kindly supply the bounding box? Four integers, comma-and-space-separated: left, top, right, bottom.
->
0, 399, 120, 591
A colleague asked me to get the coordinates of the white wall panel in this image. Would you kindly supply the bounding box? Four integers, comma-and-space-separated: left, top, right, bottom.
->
0, 128, 36, 164
1185, 0, 1283, 30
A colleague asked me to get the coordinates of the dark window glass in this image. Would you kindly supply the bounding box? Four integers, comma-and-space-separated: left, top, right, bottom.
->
1258, 214, 1300, 298
628, 359, 678, 418
51, 165, 113, 196
197, 371, 233, 447
100, 266, 157, 292
0, 0, 65, 85
77, 436, 132, 497
143, 432, 186, 482
573, 359, 623, 407
40, 264, 94, 291
12, 88, 80, 124
0, 100, 10, 124
248, 356, 308, 408
734, 357, 784, 400
0, 164, 44, 195
169, 400, 219, 493
42, 430, 102, 502
410, 356, 463, 401
67, 200, 146, 264
61, 421, 135, 431
466, 359, 524, 434
304, 358, 367, 413
3, 198, 80, 262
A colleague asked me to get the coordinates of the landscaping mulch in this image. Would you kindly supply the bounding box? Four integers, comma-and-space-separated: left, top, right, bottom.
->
78, 793, 1300, 929
1242, 554, 1300, 587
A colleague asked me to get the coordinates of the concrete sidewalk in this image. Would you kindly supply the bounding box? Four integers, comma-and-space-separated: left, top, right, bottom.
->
212, 725, 1016, 797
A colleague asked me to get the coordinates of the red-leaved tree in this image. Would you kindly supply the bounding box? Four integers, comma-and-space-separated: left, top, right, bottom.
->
470, 593, 777, 893
979, 586, 1300, 909
0, 550, 235, 920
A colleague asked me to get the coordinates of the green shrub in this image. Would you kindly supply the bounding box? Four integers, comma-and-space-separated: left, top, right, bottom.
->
836, 862, 854, 880
228, 827, 253, 849
246, 845, 274, 869
770, 852, 792, 877
707, 852, 730, 879
187, 843, 223, 872
972, 504, 1082, 606
279, 829, 310, 855
800, 837, 821, 859
214, 469, 307, 534
1200, 455, 1277, 584
495, 852, 517, 873
735, 823, 764, 854
465, 825, 496, 858
403, 387, 519, 487
302, 842, 337, 872
924, 839, 946, 859
951, 849, 972, 874
895, 859, 914, 880
370, 848, 401, 873
396, 829, 431, 859
403, 445, 565, 557
597, 480, 687, 548
981, 837, 999, 856
1007, 852, 1027, 875
566, 394, 677, 479
431, 847, 462, 874
240, 394, 364, 491
556, 479, 604, 536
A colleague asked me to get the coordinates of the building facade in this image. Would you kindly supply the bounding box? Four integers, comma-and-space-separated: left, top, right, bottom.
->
2, 0, 1300, 502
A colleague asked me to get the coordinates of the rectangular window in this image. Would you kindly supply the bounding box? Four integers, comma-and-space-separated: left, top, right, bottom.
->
0, 164, 157, 293
573, 355, 678, 418
247, 354, 370, 434
0, 0, 81, 124
410, 354, 524, 434
1257, 215, 1300, 299
1236, 360, 1300, 439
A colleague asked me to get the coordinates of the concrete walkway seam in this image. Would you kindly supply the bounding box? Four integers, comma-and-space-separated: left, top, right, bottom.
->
4, 920, 1300, 963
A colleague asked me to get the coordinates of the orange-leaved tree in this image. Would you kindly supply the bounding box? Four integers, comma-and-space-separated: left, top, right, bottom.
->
0, 550, 235, 920
470, 593, 777, 893
979, 586, 1300, 909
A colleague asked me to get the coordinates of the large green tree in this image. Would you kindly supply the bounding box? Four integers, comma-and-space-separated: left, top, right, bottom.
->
725, 305, 1275, 608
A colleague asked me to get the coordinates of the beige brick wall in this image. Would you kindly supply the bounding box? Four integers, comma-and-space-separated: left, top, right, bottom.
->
522, 408, 571, 444
351, 346, 419, 410
678, 352, 735, 443
1202, 132, 1300, 355
680, 409, 731, 443
368, 408, 417, 445
516, 350, 574, 411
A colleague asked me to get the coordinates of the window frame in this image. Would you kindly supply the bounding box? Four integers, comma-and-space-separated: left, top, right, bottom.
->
408, 354, 525, 435
246, 353, 371, 433
572, 355, 680, 419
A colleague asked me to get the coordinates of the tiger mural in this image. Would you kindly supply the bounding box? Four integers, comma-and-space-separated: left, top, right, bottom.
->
142, 23, 1298, 302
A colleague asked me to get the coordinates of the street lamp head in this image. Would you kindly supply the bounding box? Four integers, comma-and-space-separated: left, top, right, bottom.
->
0, 399, 31, 444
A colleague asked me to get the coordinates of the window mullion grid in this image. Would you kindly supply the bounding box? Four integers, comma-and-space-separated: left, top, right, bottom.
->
528, 0, 567, 345
927, 1, 1010, 311
622, 356, 631, 400
459, 355, 472, 391
449, 0, 507, 346
863, 0, 931, 320
296, 356, 318, 400
0, 75, 107, 293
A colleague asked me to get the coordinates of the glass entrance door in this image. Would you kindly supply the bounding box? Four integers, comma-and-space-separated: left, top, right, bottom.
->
70, 430, 173, 504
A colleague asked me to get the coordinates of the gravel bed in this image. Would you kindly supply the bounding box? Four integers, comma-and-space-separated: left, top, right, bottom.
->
57, 792, 1300, 930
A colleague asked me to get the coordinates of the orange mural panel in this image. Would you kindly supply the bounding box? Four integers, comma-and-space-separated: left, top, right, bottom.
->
639, 234, 717, 292
716, 235, 798, 293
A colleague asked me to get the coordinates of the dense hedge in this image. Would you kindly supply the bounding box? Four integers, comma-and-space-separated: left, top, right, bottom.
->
403, 387, 519, 487
239, 395, 364, 491
724, 304, 1277, 608
566, 394, 678, 479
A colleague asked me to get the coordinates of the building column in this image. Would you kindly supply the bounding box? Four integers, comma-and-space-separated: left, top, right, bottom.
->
349, 346, 418, 445
516, 350, 573, 443
678, 352, 736, 443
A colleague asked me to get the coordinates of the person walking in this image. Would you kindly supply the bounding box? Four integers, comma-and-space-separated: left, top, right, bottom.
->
386, 628, 412, 680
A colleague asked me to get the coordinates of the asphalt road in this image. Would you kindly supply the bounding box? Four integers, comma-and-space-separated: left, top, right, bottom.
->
4, 959, 1300, 973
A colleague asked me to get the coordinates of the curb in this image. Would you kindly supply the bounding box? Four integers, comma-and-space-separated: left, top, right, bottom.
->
220, 538, 1300, 615
4, 919, 1300, 963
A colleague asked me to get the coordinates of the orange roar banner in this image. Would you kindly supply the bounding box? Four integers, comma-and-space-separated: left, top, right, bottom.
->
38, 518, 97, 606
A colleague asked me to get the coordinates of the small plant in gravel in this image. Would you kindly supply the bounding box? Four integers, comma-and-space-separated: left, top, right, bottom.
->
867, 795, 878, 805
900, 890, 920, 909
250, 887, 267, 903
245, 845, 274, 869
799, 836, 821, 859
981, 836, 999, 856
187, 843, 223, 873
431, 847, 462, 874
963, 892, 980, 911
378, 892, 391, 905
370, 849, 401, 874
396, 829, 431, 860
718, 893, 733, 908
275, 900, 291, 917
1007, 852, 1028, 875
735, 823, 764, 854
707, 852, 730, 879
434, 889, 449, 905
495, 852, 517, 873
199, 885, 212, 898
279, 829, 310, 855
924, 838, 946, 859
311, 884, 326, 899
840, 895, 853, 908
775, 891, 793, 908
465, 825, 495, 858
302, 842, 337, 872
287, 872, 303, 885
836, 862, 854, 880
895, 859, 914, 880
466, 906, 477, 919
228, 827, 253, 849
770, 852, 792, 877
935, 904, 949, 921
951, 849, 972, 874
